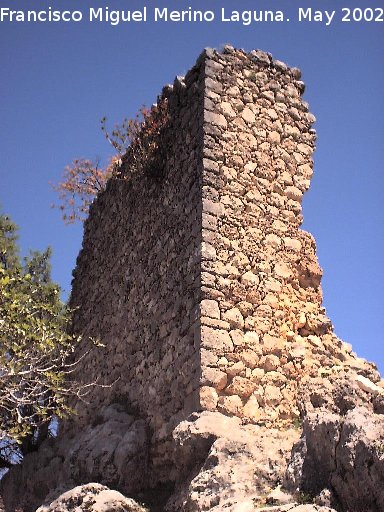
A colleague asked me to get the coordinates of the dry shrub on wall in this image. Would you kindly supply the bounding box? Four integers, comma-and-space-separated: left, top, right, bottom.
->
51, 157, 118, 224
52, 98, 170, 224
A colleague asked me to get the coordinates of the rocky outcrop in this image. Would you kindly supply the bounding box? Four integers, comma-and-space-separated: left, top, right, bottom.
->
287, 407, 384, 512
166, 411, 299, 511
165, 404, 384, 512
285, 370, 384, 511
2, 397, 384, 511
1, 405, 148, 512
36, 483, 147, 512
296, 368, 384, 417
165, 411, 342, 512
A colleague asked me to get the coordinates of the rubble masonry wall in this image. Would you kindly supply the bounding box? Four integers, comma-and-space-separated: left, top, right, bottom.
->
70, 47, 378, 436
70, 55, 205, 432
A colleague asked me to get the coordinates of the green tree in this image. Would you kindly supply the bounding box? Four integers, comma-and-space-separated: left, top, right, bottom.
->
0, 211, 91, 468
0, 213, 19, 271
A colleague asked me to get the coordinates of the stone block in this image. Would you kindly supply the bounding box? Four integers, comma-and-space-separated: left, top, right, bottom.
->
199, 386, 218, 411
222, 307, 244, 329
225, 377, 257, 398
217, 395, 243, 416
241, 107, 256, 124
204, 110, 227, 128
239, 349, 260, 370
201, 299, 220, 319
201, 366, 228, 391
264, 384, 283, 406
243, 395, 261, 422
201, 326, 234, 354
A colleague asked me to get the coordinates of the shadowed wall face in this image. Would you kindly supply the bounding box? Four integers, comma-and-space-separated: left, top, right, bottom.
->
70, 57, 206, 431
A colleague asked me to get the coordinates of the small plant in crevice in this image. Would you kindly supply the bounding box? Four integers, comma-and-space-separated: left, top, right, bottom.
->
292, 415, 303, 430
296, 490, 314, 504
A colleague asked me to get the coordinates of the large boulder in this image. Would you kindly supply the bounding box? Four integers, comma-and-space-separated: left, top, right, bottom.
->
2, 377, 383, 512
296, 371, 383, 417
166, 411, 301, 511
36, 483, 147, 512
286, 406, 384, 511
1, 404, 149, 512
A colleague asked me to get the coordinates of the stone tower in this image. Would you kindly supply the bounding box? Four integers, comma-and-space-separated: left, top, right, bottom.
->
2, 46, 382, 512
70, 45, 378, 450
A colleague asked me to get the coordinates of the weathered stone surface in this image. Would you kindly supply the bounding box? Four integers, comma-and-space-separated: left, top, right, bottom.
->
264, 384, 283, 405
36, 484, 146, 512
244, 331, 260, 345
200, 299, 220, 319
263, 354, 281, 372
201, 241, 216, 260
217, 395, 243, 416
243, 395, 260, 421
226, 361, 245, 377
239, 349, 260, 369
356, 374, 383, 395
241, 107, 256, 124
166, 411, 300, 512
225, 376, 256, 398
222, 307, 244, 329
201, 326, 233, 353
262, 334, 285, 356
1, 405, 148, 512
220, 101, 236, 118
202, 197, 225, 216
200, 386, 219, 410
275, 262, 292, 279
241, 271, 259, 287
201, 366, 228, 390
286, 407, 384, 512
296, 372, 381, 418
204, 110, 227, 128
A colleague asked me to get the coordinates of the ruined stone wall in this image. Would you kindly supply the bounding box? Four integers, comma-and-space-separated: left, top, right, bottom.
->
70, 56, 206, 432
70, 47, 379, 437
197, 47, 379, 425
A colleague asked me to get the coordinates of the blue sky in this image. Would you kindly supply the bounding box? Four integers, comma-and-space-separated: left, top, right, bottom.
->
1, 0, 383, 373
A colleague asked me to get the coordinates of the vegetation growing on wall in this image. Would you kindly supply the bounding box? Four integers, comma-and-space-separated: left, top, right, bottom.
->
52, 98, 169, 224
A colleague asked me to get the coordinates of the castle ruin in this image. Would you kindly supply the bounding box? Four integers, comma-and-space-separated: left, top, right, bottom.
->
69, 45, 379, 470
3, 46, 382, 512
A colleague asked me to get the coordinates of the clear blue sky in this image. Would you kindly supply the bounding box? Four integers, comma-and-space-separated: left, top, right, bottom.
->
1, 0, 383, 373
